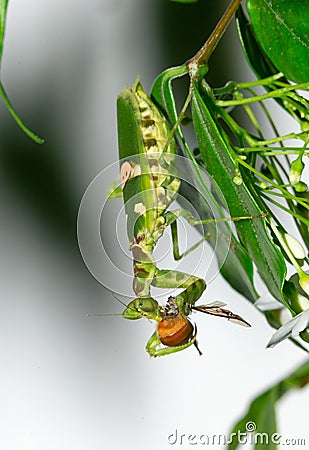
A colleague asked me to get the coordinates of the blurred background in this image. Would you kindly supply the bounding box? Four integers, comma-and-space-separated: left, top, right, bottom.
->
0, 1, 307, 449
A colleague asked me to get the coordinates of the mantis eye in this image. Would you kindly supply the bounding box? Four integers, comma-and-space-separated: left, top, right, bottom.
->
120, 161, 134, 189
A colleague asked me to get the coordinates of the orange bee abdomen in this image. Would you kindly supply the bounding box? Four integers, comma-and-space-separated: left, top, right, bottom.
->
157, 313, 194, 347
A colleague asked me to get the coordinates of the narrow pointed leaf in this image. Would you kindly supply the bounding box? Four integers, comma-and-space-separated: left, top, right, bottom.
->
152, 68, 260, 302
191, 83, 287, 304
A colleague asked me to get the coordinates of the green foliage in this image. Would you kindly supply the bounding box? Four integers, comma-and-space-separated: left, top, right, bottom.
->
148, 2, 309, 356
247, 0, 309, 83
152, 67, 260, 302
236, 6, 280, 81
228, 360, 309, 450
117, 14, 309, 395
152, 66, 309, 322
151, 20, 305, 373
191, 82, 287, 305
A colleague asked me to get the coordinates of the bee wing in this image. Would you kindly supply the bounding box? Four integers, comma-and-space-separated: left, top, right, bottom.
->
226, 315, 251, 328
192, 305, 251, 327
200, 301, 227, 308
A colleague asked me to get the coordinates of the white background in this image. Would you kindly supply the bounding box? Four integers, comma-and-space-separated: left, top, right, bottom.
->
0, 1, 308, 449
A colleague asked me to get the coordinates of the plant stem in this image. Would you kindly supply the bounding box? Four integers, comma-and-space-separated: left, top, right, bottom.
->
237, 147, 309, 155
237, 73, 284, 88
186, 0, 242, 70
217, 82, 309, 107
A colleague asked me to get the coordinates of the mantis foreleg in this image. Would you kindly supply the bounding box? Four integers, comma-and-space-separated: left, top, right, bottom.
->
152, 268, 206, 315
146, 330, 197, 357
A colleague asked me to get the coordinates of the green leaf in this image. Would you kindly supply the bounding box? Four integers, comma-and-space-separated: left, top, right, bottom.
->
236, 6, 281, 81
246, 0, 309, 83
178, 171, 260, 301
191, 82, 287, 304
151, 68, 260, 302
228, 360, 309, 450
0, 0, 43, 143
236, 5, 309, 124
229, 390, 277, 450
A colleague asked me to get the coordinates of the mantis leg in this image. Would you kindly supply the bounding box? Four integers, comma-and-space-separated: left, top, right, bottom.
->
172, 208, 266, 227
146, 330, 198, 357
164, 211, 212, 261
147, 270, 205, 357
152, 268, 206, 314
164, 208, 265, 261
170, 220, 212, 261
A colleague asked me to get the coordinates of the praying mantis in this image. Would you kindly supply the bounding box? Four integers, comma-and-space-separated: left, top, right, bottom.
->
78, 0, 308, 356
103, 0, 309, 357
108, 78, 264, 357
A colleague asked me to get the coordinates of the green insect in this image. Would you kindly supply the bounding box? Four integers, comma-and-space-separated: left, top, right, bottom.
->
121, 294, 251, 357
109, 79, 260, 357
